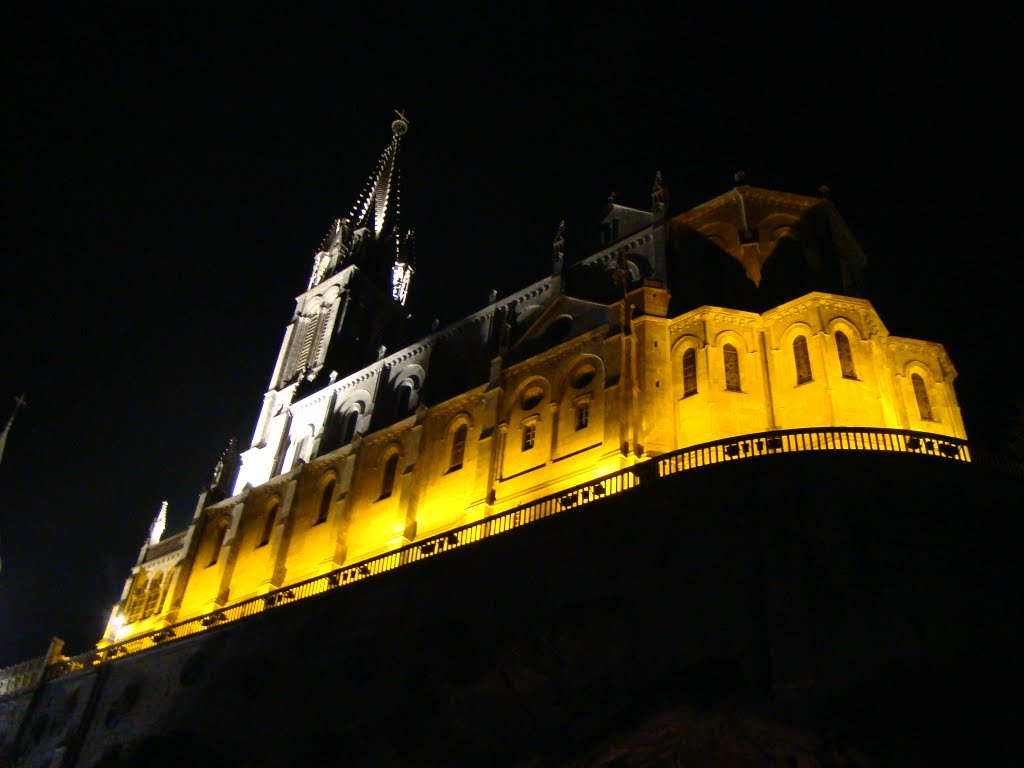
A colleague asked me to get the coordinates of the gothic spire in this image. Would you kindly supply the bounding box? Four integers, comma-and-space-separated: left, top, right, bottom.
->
350, 111, 409, 238
148, 501, 168, 546
651, 171, 669, 217
307, 113, 411, 292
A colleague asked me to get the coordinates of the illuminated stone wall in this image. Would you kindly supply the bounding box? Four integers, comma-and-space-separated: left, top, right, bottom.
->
101, 285, 965, 644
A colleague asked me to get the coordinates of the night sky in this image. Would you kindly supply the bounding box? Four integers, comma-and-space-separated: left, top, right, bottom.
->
1, 6, 1018, 665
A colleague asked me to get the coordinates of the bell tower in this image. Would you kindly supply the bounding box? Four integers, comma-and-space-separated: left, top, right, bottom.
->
234, 114, 414, 492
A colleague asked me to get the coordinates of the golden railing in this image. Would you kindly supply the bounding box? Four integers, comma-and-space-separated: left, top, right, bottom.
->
39, 426, 969, 684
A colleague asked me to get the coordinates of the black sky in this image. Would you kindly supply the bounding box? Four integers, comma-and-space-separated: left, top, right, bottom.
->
1, 5, 1019, 664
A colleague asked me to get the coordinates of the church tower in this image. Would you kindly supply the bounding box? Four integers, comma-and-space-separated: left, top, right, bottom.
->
235, 115, 414, 492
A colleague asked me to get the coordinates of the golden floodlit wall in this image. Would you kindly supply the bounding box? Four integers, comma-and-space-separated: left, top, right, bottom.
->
102, 289, 965, 645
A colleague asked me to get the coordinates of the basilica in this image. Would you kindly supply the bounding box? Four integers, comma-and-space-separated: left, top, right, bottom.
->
5, 118, 1004, 767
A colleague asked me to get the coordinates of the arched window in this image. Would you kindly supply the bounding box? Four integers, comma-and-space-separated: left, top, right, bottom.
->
793, 335, 812, 385
208, 521, 228, 567
340, 409, 359, 446
836, 331, 857, 379
380, 454, 399, 499
723, 344, 741, 392
258, 500, 279, 548
911, 373, 933, 420
396, 383, 414, 418
449, 425, 467, 471
682, 348, 697, 397
316, 479, 335, 525
143, 572, 164, 619
126, 574, 148, 623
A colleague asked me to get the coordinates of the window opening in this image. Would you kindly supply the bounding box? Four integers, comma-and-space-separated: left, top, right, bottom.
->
575, 401, 590, 431
341, 409, 358, 445
522, 423, 536, 451
316, 479, 335, 525
723, 344, 741, 392
836, 331, 857, 379
143, 572, 164, 618
450, 425, 467, 470
380, 454, 399, 499
682, 348, 697, 397
126, 575, 148, 623
396, 383, 413, 418
794, 336, 812, 384
912, 373, 933, 420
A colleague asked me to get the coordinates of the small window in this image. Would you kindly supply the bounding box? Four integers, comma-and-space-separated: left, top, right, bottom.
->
258, 501, 279, 547
836, 331, 857, 379
723, 344, 741, 392
380, 454, 399, 499
522, 423, 536, 451
912, 373, 933, 420
682, 348, 697, 397
575, 401, 590, 431
315, 479, 335, 525
208, 522, 228, 567
449, 425, 467, 470
794, 335, 812, 385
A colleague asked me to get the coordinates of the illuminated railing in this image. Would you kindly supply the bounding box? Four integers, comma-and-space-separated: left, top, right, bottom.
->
42, 426, 969, 682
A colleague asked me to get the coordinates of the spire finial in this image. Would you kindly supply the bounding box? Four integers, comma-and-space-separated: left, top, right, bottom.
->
552, 220, 566, 277
651, 171, 669, 216
392, 109, 409, 138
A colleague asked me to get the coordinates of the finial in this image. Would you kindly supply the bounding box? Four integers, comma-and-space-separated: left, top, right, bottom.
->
552, 221, 566, 277
148, 501, 168, 546
651, 171, 669, 216
488, 289, 498, 304
392, 109, 410, 138
733, 170, 747, 186
818, 184, 831, 199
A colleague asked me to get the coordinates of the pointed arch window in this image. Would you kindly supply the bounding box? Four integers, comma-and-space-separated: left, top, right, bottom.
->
682, 348, 697, 397
836, 331, 857, 379
316, 479, 336, 525
143, 572, 164, 619
450, 425, 467, 471
126, 574, 148, 623
380, 454, 399, 499
258, 500, 279, 548
793, 336, 812, 385
911, 373, 933, 420
723, 344, 741, 392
